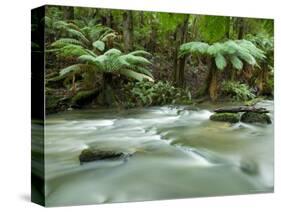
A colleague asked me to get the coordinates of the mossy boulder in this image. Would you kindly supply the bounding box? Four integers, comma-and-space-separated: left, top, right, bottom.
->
210, 112, 240, 123
79, 149, 130, 164
241, 112, 271, 124
46, 95, 61, 113
72, 89, 100, 107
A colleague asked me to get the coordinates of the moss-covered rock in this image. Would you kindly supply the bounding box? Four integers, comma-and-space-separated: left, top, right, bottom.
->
210, 112, 240, 123
241, 112, 271, 124
46, 95, 61, 114
72, 89, 100, 107
79, 149, 130, 164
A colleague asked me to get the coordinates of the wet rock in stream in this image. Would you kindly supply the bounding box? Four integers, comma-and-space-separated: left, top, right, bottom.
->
210, 113, 240, 123
79, 149, 132, 164
241, 112, 272, 124
240, 158, 259, 175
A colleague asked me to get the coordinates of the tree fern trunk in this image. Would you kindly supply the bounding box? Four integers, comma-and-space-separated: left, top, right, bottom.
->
102, 73, 114, 106
208, 61, 219, 101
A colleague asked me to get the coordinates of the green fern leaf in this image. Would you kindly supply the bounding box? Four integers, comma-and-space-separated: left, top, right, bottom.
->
92, 40, 105, 51
215, 53, 227, 70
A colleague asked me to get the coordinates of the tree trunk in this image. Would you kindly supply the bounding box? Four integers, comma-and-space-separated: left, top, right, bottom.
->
208, 61, 219, 101
174, 15, 190, 88
139, 11, 144, 26
237, 18, 245, 39
106, 12, 114, 28
225, 17, 231, 39
147, 15, 158, 53
63, 6, 74, 20
123, 11, 134, 52
173, 27, 179, 83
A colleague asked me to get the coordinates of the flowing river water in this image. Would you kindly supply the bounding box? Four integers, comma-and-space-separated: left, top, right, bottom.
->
38, 101, 273, 206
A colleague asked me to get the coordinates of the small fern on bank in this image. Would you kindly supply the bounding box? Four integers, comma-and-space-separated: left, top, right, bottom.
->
221, 81, 255, 101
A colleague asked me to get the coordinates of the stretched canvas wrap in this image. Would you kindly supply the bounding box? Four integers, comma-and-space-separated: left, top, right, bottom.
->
31, 5, 274, 207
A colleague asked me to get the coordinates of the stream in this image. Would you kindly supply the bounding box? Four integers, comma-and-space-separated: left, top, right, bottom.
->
40, 101, 273, 206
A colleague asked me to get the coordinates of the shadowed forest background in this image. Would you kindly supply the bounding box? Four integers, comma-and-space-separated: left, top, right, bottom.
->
37, 5, 274, 113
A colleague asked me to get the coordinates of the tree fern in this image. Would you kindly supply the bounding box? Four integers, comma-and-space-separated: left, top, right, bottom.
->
59, 48, 154, 82
179, 39, 265, 101
179, 39, 265, 70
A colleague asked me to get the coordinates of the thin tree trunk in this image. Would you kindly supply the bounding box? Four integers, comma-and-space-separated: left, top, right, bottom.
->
173, 26, 180, 83
123, 11, 134, 52
106, 12, 114, 28
237, 18, 245, 39
225, 17, 231, 39
174, 15, 190, 88
63, 6, 74, 20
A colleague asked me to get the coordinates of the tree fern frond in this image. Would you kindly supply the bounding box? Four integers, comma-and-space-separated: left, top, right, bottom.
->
51, 38, 84, 48
119, 69, 154, 82
101, 32, 117, 42
78, 55, 97, 64
92, 40, 105, 51
207, 43, 224, 56
215, 53, 227, 70
179, 42, 209, 56
129, 50, 152, 57
67, 28, 90, 45
84, 49, 97, 57
135, 66, 153, 77
60, 64, 93, 76
120, 54, 152, 66
230, 56, 243, 70
104, 48, 122, 56
59, 44, 89, 57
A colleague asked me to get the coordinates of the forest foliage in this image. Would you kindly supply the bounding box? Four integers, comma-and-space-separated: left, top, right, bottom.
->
40, 6, 274, 113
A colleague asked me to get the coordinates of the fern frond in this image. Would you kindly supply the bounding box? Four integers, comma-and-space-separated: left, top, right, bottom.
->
215, 53, 227, 70
60, 64, 93, 76
119, 69, 154, 82
59, 44, 89, 57
230, 56, 243, 70
135, 66, 153, 78
67, 29, 90, 45
129, 50, 152, 57
101, 32, 117, 42
78, 55, 97, 64
51, 38, 84, 48
179, 42, 209, 56
120, 54, 152, 66
92, 40, 105, 51
104, 48, 122, 56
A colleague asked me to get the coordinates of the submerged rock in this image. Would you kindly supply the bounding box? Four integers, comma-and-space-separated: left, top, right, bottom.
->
210, 112, 240, 123
240, 158, 259, 175
79, 149, 131, 164
241, 112, 271, 124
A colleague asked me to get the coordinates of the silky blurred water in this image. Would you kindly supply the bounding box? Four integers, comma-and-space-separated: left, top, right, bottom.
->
38, 101, 273, 206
